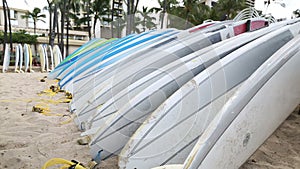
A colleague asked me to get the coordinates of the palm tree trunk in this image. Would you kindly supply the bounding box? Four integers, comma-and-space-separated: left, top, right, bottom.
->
184, 1, 190, 29
34, 22, 37, 57
126, 0, 132, 35
126, 0, 139, 34
56, 12, 60, 45
4, 1, 13, 53
47, 0, 53, 46
93, 15, 98, 38
66, 1, 70, 57
60, 0, 66, 59
49, 11, 53, 45
53, 4, 58, 47
87, 0, 91, 40
161, 0, 167, 29
2, 0, 7, 61
34, 22, 36, 34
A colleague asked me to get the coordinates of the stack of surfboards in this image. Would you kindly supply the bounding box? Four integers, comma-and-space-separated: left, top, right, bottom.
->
48, 18, 300, 169
48, 38, 116, 78
2, 43, 34, 73
38, 44, 63, 72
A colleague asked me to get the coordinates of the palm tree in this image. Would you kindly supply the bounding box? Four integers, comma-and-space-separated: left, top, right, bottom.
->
187, 3, 211, 26
22, 7, 46, 57
212, 0, 247, 20
182, 0, 201, 28
157, 0, 180, 29
91, 0, 111, 38
111, 12, 142, 35
138, 6, 157, 32
22, 7, 46, 34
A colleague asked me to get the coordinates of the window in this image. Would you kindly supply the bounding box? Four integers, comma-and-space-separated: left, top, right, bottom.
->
11, 19, 18, 26
10, 10, 17, 19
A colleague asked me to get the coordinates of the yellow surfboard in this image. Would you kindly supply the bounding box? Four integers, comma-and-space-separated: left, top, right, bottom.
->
28, 45, 33, 72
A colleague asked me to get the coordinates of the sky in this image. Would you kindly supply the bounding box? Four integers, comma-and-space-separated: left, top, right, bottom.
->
7, 0, 300, 29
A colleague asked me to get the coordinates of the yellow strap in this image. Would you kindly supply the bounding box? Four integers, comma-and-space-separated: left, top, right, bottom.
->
42, 158, 87, 169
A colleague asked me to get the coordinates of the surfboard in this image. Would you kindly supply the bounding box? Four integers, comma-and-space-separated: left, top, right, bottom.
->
14, 45, 20, 72
18, 44, 24, 73
38, 44, 46, 72
2, 44, 10, 73
183, 32, 300, 169
24, 44, 29, 72
43, 45, 49, 72
53, 45, 62, 68
28, 45, 33, 72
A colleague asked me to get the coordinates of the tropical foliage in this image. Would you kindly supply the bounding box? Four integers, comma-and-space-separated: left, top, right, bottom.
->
157, 0, 246, 29
0, 30, 37, 44
22, 7, 46, 34
90, 0, 111, 38
138, 6, 157, 32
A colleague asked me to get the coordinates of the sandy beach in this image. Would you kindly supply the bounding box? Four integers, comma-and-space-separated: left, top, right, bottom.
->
0, 72, 299, 169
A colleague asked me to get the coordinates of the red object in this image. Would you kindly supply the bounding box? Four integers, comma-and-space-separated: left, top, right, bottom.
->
189, 23, 215, 33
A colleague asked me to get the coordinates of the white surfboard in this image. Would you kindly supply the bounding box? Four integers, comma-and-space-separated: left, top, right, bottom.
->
43, 45, 49, 72
53, 45, 62, 67
183, 34, 300, 169
24, 44, 29, 72
38, 44, 46, 72
2, 44, 10, 73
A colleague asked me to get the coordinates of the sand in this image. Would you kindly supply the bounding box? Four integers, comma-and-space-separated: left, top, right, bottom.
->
0, 72, 299, 169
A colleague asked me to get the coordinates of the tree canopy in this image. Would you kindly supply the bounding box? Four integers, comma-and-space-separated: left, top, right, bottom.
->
0, 30, 37, 44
